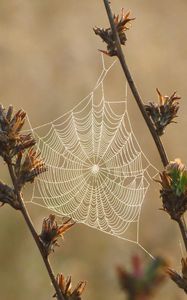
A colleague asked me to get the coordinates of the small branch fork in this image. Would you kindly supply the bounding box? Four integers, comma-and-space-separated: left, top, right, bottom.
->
102, 0, 187, 252
7, 160, 65, 300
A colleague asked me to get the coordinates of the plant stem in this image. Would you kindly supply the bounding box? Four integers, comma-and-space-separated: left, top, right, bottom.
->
102, 0, 187, 251
103, 0, 168, 167
178, 217, 187, 251
7, 161, 65, 300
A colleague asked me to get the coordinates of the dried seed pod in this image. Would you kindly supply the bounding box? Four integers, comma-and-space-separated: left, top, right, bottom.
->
94, 8, 135, 56
18, 148, 47, 187
145, 89, 180, 135
54, 273, 86, 300
39, 215, 75, 256
0, 105, 36, 160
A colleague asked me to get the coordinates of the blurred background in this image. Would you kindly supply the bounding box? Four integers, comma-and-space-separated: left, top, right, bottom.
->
0, 0, 187, 299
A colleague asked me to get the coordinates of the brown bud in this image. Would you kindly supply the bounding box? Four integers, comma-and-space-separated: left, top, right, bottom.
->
54, 273, 86, 300
18, 148, 47, 187
94, 8, 135, 56
39, 215, 75, 256
145, 89, 180, 136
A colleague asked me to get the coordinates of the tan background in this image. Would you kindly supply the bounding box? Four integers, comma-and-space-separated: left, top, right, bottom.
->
0, 0, 187, 299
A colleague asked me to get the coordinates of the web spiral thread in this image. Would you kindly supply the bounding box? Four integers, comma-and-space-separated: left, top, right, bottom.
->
26, 56, 158, 256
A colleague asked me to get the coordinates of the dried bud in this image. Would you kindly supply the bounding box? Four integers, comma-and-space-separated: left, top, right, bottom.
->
157, 159, 187, 220
145, 89, 180, 136
0, 181, 20, 209
54, 273, 86, 300
39, 215, 75, 256
71, 281, 86, 300
0, 105, 36, 160
117, 256, 168, 299
11, 133, 36, 157
18, 148, 47, 187
94, 8, 135, 56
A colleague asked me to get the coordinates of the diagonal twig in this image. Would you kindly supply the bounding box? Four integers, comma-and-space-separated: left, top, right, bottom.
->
102, 0, 187, 252
7, 160, 65, 300
103, 0, 168, 167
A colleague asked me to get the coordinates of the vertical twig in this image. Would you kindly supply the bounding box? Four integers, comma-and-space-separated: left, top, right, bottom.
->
102, 0, 187, 251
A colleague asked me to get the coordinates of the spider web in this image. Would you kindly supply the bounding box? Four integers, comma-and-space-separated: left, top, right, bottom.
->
27, 56, 158, 254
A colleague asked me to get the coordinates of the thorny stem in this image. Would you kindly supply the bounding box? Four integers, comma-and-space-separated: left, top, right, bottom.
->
102, 0, 187, 251
7, 160, 65, 300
